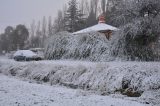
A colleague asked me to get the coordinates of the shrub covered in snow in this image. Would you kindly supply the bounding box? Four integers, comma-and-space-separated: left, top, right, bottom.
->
0, 60, 160, 99
110, 0, 160, 61
45, 31, 113, 61
110, 19, 160, 61
45, 29, 160, 61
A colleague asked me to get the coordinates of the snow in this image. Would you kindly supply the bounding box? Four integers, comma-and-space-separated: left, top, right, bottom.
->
13, 50, 37, 57
0, 58, 160, 105
45, 31, 113, 61
0, 74, 149, 106
73, 23, 118, 34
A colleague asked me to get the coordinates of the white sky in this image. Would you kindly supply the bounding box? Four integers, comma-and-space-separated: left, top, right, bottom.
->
0, 0, 68, 33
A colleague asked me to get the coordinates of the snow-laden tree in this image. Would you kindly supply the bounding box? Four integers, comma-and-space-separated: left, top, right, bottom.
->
45, 32, 113, 61
110, 0, 160, 61
108, 0, 160, 26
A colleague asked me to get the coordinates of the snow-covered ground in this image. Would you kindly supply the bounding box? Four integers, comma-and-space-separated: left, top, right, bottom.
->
0, 74, 149, 106
0, 57, 160, 106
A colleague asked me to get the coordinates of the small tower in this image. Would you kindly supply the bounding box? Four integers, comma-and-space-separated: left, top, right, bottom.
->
98, 14, 106, 24
73, 13, 118, 40
98, 14, 112, 39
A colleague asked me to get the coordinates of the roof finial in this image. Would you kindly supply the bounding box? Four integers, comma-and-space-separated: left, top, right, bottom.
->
98, 14, 106, 24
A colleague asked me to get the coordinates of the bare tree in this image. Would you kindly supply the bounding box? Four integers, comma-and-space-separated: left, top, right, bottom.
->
53, 10, 66, 33
48, 16, 54, 37
91, 0, 98, 17
35, 21, 42, 47
101, 0, 106, 14
30, 20, 36, 37
41, 16, 47, 47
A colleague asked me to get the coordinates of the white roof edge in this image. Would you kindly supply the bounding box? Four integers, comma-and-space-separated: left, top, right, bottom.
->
73, 23, 119, 35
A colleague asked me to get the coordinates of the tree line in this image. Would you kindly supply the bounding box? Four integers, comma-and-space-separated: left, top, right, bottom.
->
0, 0, 110, 53
0, 25, 29, 53
28, 0, 124, 49
1, 0, 160, 61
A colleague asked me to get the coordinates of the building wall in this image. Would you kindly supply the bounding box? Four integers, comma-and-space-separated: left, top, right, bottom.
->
99, 30, 112, 40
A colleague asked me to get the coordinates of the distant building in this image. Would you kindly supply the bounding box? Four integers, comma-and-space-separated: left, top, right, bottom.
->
73, 14, 118, 40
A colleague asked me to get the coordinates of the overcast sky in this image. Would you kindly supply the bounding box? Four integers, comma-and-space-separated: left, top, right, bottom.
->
0, 0, 68, 33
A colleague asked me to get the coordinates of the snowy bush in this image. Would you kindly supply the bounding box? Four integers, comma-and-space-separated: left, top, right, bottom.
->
110, 0, 160, 61
0, 60, 160, 98
45, 31, 113, 61
110, 18, 160, 61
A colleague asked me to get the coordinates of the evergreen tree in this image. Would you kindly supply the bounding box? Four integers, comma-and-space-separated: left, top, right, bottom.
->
65, 0, 85, 32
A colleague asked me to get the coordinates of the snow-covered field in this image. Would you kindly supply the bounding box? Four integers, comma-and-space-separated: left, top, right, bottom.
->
0, 57, 160, 106
0, 74, 149, 106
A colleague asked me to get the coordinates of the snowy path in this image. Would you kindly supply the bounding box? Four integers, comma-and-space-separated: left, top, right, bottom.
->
0, 74, 149, 106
